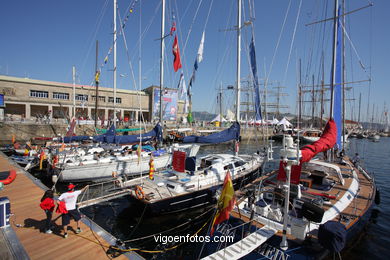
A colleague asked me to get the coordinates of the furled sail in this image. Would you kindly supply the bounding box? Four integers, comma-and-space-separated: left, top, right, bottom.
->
300, 119, 337, 163
183, 122, 240, 144
99, 124, 162, 144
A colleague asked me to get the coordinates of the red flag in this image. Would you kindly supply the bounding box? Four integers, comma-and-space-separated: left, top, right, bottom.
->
172, 35, 182, 72
170, 21, 176, 35
210, 171, 236, 235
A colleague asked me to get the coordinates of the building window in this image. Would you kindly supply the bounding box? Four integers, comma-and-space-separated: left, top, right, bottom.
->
92, 95, 106, 102
108, 97, 122, 104
53, 92, 69, 100
75, 94, 88, 101
30, 90, 48, 98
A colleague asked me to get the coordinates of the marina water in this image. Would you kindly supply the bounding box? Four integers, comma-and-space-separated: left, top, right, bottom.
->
80, 138, 389, 259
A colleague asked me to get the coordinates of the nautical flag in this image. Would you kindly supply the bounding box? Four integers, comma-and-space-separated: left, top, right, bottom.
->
59, 142, 65, 152
249, 36, 262, 121
52, 155, 59, 169
183, 80, 189, 114
170, 21, 176, 36
177, 73, 184, 89
39, 149, 45, 170
196, 31, 205, 65
189, 31, 205, 88
95, 71, 100, 83
210, 170, 236, 236
149, 156, 155, 180
172, 35, 182, 72
187, 110, 193, 124
178, 73, 187, 99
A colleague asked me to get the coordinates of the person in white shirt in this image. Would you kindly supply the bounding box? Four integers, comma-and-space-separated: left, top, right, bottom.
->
58, 183, 88, 238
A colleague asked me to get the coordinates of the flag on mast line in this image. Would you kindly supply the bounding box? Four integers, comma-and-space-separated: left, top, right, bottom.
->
172, 35, 182, 72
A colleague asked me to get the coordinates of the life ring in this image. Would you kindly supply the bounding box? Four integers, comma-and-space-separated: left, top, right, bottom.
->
0, 170, 17, 185
135, 185, 145, 200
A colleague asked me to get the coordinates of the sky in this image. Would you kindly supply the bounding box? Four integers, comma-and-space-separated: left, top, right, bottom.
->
1, 0, 389, 123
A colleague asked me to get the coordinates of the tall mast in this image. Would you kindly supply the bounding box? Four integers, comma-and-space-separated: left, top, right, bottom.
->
113, 0, 117, 126
298, 59, 302, 126
159, 0, 165, 124
219, 83, 223, 127
358, 92, 361, 124
94, 41, 99, 127
342, 0, 346, 149
72, 66, 76, 119
320, 53, 324, 129
329, 0, 339, 119
311, 75, 315, 124
236, 0, 241, 122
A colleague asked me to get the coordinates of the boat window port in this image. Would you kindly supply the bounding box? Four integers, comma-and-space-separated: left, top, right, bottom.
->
166, 184, 175, 189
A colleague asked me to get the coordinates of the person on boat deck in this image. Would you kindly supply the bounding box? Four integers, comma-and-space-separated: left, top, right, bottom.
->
352, 153, 360, 166
58, 183, 89, 238
39, 189, 55, 234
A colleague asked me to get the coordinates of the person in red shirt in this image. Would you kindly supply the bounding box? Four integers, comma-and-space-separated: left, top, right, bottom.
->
39, 190, 55, 234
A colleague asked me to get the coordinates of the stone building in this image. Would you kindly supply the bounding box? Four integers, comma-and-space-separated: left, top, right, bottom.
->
0, 75, 185, 123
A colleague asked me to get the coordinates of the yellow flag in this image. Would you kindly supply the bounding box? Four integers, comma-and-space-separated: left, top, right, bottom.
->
95, 71, 100, 82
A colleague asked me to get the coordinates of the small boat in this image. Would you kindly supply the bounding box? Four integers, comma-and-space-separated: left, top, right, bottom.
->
368, 133, 380, 142
51, 143, 198, 183
299, 129, 322, 143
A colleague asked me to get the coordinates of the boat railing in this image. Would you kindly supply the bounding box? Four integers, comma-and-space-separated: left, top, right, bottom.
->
77, 179, 130, 208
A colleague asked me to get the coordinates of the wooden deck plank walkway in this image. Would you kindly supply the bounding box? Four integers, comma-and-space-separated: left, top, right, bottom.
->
0, 153, 142, 260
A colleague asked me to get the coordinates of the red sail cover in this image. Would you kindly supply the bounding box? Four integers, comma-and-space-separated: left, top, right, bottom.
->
277, 119, 336, 183
300, 119, 337, 163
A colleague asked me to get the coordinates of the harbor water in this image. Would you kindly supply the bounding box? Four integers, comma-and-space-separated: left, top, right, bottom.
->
77, 138, 388, 259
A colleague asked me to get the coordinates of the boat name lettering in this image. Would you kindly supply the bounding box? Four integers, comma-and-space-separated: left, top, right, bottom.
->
257, 243, 290, 260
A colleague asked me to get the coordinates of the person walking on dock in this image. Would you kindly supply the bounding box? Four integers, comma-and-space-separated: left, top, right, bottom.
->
39, 190, 55, 234
58, 183, 88, 238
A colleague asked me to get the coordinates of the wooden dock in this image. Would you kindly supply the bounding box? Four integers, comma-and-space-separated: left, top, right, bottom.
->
0, 153, 143, 260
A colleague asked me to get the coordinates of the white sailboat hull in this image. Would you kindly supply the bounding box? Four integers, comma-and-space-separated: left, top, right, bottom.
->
57, 153, 171, 182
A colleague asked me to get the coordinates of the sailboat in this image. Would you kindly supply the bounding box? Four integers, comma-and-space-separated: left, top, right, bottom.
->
117, 0, 265, 216
202, 1, 377, 259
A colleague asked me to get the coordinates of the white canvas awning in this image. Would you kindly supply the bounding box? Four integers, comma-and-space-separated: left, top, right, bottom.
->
277, 117, 292, 127
211, 114, 227, 122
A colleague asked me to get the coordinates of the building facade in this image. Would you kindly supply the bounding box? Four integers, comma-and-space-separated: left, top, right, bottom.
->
0, 75, 185, 123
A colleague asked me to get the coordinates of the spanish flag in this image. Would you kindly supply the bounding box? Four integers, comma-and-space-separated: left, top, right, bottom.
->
210, 170, 236, 235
